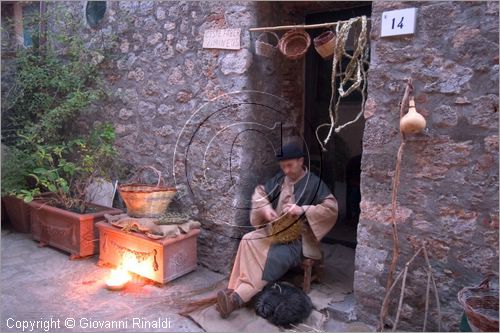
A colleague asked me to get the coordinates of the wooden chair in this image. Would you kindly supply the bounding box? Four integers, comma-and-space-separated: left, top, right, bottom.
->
300, 253, 324, 293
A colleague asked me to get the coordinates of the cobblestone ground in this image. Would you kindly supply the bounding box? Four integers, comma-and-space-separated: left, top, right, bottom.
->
0, 229, 226, 332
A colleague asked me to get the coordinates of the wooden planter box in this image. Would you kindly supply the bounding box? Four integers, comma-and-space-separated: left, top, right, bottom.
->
2, 196, 31, 233
28, 200, 123, 259
96, 221, 200, 284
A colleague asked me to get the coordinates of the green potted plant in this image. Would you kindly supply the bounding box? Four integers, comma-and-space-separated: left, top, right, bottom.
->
25, 124, 123, 259
1, 7, 122, 258
1, 145, 35, 233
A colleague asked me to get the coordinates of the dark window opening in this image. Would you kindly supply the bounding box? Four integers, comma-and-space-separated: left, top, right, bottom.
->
86, 1, 107, 28
22, 2, 40, 48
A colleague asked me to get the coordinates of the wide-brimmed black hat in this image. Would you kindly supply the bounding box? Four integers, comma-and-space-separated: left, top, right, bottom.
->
276, 143, 305, 161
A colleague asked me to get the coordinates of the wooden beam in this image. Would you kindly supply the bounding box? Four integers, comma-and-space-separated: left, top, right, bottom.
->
249, 17, 371, 32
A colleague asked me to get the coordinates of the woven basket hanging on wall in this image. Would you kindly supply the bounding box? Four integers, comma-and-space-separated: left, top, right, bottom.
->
255, 31, 280, 58
278, 29, 311, 60
313, 30, 336, 60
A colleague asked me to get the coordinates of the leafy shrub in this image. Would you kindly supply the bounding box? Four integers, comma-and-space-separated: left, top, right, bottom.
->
24, 123, 117, 213
1, 5, 118, 213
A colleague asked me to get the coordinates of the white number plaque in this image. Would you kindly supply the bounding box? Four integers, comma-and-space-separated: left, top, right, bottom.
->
381, 8, 417, 37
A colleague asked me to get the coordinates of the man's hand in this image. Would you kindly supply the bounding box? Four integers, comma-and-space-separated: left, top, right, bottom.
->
283, 203, 304, 217
263, 208, 278, 221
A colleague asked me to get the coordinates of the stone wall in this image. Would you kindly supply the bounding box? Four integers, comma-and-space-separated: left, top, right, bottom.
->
83, 1, 272, 273
76, 1, 366, 274
45, 1, 310, 274
1, 0, 367, 275
356, 1, 499, 330
3, 2, 497, 330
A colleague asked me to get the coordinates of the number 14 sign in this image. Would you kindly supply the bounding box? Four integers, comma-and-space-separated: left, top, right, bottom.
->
381, 8, 417, 37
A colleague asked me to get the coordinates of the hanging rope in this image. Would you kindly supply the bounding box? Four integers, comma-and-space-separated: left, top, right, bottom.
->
315, 15, 369, 151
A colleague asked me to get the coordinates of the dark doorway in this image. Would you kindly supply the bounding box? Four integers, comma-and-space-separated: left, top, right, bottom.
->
304, 4, 371, 248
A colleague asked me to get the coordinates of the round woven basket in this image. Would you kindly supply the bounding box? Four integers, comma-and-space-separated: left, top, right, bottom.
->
314, 30, 336, 60
458, 275, 499, 332
270, 212, 303, 244
278, 29, 311, 60
118, 166, 177, 218
255, 31, 279, 58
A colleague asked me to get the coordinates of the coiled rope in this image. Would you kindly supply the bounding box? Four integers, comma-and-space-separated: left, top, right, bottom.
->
315, 15, 369, 151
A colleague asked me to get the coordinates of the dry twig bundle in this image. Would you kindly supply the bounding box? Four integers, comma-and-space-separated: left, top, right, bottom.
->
378, 79, 441, 331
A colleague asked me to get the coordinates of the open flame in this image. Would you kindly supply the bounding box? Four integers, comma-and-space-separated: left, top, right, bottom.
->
105, 266, 130, 290
105, 251, 156, 289
121, 252, 155, 278
104, 243, 160, 291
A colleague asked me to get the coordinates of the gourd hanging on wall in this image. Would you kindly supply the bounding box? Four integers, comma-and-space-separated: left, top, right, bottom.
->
380, 79, 441, 331
400, 96, 426, 134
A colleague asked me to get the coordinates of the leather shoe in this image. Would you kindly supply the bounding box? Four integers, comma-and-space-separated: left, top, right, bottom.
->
216, 290, 242, 318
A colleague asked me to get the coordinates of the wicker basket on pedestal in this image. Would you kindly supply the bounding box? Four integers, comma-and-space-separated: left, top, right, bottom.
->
118, 166, 176, 218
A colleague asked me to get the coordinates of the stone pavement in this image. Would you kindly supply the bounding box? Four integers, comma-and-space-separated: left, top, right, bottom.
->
1, 228, 374, 332
1, 228, 223, 332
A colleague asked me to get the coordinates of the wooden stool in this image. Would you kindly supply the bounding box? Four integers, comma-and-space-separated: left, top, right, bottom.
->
301, 254, 324, 293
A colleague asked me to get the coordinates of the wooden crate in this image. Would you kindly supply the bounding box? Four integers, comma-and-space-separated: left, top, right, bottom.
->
96, 221, 200, 284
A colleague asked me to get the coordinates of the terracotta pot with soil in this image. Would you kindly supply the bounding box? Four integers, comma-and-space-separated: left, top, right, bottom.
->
2, 196, 31, 233
28, 199, 122, 259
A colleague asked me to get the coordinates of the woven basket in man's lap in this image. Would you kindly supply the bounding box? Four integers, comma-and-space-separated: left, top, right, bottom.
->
269, 213, 304, 244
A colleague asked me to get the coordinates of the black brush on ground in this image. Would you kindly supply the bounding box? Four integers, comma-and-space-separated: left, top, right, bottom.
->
254, 281, 313, 327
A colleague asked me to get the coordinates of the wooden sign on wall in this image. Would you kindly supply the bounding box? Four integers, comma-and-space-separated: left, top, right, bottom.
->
202, 28, 241, 50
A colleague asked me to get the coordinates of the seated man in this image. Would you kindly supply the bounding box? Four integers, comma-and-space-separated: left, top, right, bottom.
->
216, 142, 338, 318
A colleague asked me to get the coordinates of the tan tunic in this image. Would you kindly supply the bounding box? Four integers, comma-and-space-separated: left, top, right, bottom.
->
228, 172, 338, 302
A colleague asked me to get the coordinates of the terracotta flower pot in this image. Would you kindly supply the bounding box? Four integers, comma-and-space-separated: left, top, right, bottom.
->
2, 196, 31, 233
28, 200, 122, 259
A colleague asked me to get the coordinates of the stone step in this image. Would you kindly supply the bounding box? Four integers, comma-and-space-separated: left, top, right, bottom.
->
324, 317, 376, 332
326, 292, 357, 322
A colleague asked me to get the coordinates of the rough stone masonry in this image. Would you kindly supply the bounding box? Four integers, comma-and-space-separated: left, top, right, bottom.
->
355, 1, 498, 331
4, 1, 497, 331
50, 1, 305, 275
